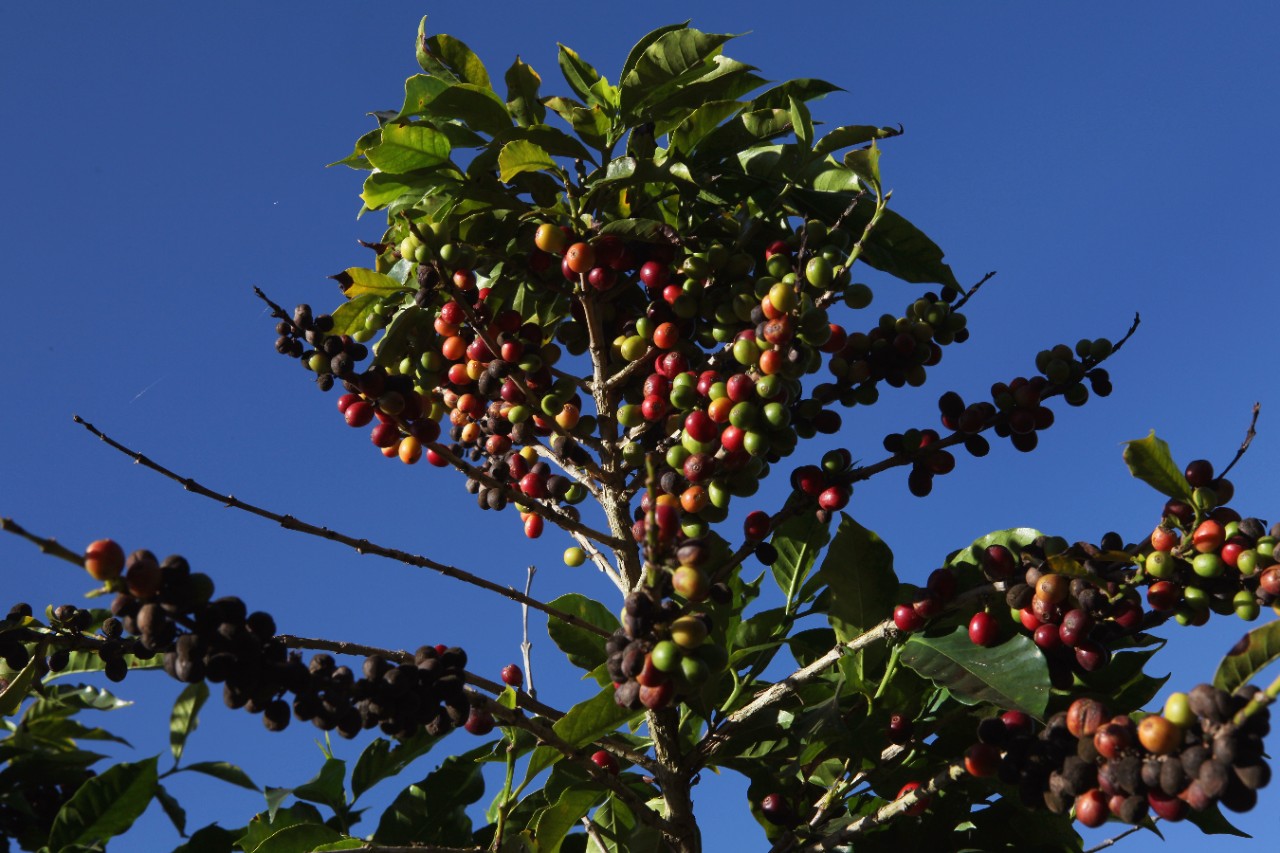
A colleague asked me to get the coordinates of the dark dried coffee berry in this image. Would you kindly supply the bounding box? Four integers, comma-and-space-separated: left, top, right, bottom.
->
104, 657, 128, 683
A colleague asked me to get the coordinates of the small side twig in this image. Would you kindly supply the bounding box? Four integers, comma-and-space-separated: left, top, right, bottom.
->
951, 270, 997, 311
0, 518, 84, 569
1083, 822, 1150, 853
521, 565, 536, 701
1218, 401, 1261, 480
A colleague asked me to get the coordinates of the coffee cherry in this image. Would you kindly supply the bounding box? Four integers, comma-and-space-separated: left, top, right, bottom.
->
760, 793, 796, 826
968, 611, 999, 646
896, 781, 929, 816
464, 707, 495, 736
887, 713, 913, 744
84, 539, 125, 582
965, 742, 1001, 777
1137, 714, 1181, 755
1066, 698, 1108, 738
894, 603, 925, 632
590, 749, 619, 775
1074, 789, 1109, 828
500, 664, 523, 688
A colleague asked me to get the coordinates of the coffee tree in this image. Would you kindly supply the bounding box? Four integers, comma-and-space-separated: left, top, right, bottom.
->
1, 19, 1277, 853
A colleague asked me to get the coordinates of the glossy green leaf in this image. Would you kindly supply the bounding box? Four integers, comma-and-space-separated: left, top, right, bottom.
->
399, 81, 511, 136
364, 123, 451, 173
693, 108, 793, 159
543, 97, 611, 149
415, 18, 458, 81
498, 139, 557, 183
422, 33, 491, 90
545, 592, 619, 673
239, 804, 326, 853
814, 125, 903, 156
327, 294, 382, 336
252, 823, 348, 853
1123, 431, 1194, 501
650, 57, 764, 129
1186, 801, 1251, 837
28, 683, 132, 715
1215, 619, 1280, 693
26, 716, 132, 747
336, 267, 407, 298
789, 96, 813, 151
524, 686, 642, 783
351, 729, 440, 801
531, 782, 603, 852
169, 682, 208, 764
558, 44, 613, 109
818, 513, 898, 642
844, 143, 881, 194
505, 57, 546, 127
591, 796, 663, 853
373, 744, 489, 844
48, 756, 158, 850
750, 78, 843, 110
292, 757, 347, 812
0, 642, 47, 716
620, 28, 736, 116
769, 511, 832, 602
901, 627, 1051, 718
669, 99, 744, 155
360, 170, 439, 210
598, 217, 676, 243
309, 841, 366, 852
620, 22, 689, 84
155, 783, 187, 837
184, 760, 260, 791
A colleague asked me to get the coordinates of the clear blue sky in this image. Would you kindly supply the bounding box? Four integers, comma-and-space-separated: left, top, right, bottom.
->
1, 2, 1277, 850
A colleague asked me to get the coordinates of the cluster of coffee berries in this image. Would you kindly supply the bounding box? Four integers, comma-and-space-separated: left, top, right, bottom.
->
607, 580, 727, 713
880, 427, 964, 498
788, 449, 855, 521
964, 686, 1270, 828
270, 302, 373, 393
1141, 460, 1278, 625
53, 540, 474, 740
823, 290, 967, 397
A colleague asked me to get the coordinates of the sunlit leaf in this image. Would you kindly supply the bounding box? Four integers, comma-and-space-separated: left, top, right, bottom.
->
169, 682, 208, 764
498, 139, 557, 183
48, 756, 158, 850
1214, 619, 1280, 693
364, 123, 452, 173
505, 57, 546, 127
546, 593, 619, 673
1123, 431, 1194, 502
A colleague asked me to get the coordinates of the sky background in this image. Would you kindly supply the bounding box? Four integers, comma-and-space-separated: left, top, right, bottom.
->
1, 2, 1278, 850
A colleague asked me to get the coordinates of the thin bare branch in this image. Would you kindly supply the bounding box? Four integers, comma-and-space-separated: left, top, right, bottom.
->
0, 517, 85, 569
521, 565, 536, 701
1083, 822, 1149, 853
1218, 401, 1261, 479
798, 763, 966, 851
72, 416, 612, 639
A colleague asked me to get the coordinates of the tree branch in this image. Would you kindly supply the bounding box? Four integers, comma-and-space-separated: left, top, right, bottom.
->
0, 517, 85, 569
1218, 401, 1261, 480
71, 417, 612, 639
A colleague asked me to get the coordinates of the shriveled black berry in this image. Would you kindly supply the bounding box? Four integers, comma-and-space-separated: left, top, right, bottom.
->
246, 611, 276, 642
104, 657, 128, 683
263, 699, 291, 732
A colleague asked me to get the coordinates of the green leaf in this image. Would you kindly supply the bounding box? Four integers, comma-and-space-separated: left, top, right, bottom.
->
619, 28, 737, 117
415, 18, 458, 82
0, 642, 47, 716
360, 170, 441, 210
373, 744, 489, 845
422, 33, 492, 90
505, 57, 546, 127
155, 783, 187, 837
24, 716, 133, 747
814, 125, 903, 156
597, 217, 676, 243
48, 756, 158, 850
749, 78, 843, 110
498, 139, 557, 183
239, 804, 326, 853
901, 628, 1051, 718
524, 687, 642, 783
172, 822, 241, 853
364, 123, 452, 173
817, 514, 899, 687
292, 757, 347, 812
543, 97, 611, 150
252, 823, 348, 853
351, 729, 440, 801
591, 795, 663, 853
336, 267, 409, 298
310, 840, 366, 852
546, 593, 619, 673
620, 22, 689, 85
531, 782, 603, 852
669, 99, 744, 155
169, 682, 208, 764
1123, 431, 1194, 502
769, 512, 832, 602
327, 294, 383, 337
1214, 619, 1280, 693
1186, 801, 1251, 837
649, 57, 765, 130
399, 80, 511, 137
557, 44, 613, 109
29, 683, 132, 714
844, 143, 881, 194
692, 109, 793, 160
789, 96, 814, 151
184, 760, 260, 791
